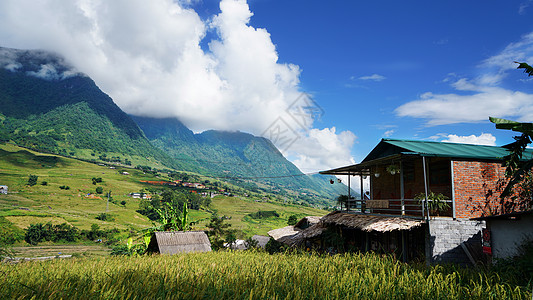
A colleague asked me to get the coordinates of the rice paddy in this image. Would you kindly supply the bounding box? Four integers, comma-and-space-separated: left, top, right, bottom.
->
1, 250, 530, 299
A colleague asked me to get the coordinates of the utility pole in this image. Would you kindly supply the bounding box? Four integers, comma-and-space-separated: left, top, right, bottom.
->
106, 190, 111, 212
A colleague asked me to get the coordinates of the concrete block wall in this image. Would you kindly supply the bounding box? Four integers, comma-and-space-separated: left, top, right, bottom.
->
428, 218, 485, 265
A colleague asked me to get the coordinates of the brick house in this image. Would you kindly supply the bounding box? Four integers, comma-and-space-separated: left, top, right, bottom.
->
317, 138, 533, 264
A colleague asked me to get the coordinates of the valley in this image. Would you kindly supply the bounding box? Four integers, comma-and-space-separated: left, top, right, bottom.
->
0, 143, 327, 246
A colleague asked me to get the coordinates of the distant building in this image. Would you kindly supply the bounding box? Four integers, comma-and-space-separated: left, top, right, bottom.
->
0, 185, 7, 194
130, 193, 150, 199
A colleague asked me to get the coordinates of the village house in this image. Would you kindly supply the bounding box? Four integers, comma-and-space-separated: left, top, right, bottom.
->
0, 185, 7, 194
129, 193, 151, 199
271, 139, 533, 264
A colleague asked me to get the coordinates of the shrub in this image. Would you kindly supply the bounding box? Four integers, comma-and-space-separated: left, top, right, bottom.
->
24, 222, 80, 245
244, 236, 259, 249
0, 217, 24, 245
59, 185, 70, 190
41, 181, 48, 186
287, 215, 298, 226
265, 238, 287, 254
27, 174, 38, 186
96, 213, 114, 221
25, 223, 46, 245
96, 186, 103, 194
248, 210, 279, 219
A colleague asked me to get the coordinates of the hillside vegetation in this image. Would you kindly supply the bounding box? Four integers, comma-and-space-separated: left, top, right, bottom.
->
0, 143, 326, 241
0, 47, 352, 206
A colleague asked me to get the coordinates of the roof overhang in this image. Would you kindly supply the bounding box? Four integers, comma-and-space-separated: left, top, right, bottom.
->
471, 210, 533, 221
320, 153, 418, 175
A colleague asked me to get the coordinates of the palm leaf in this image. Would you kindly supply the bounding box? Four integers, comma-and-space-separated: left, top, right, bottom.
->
516, 61, 533, 77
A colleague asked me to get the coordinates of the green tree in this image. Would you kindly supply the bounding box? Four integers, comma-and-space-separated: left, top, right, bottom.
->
336, 195, 348, 210
96, 186, 103, 194
25, 223, 45, 245
287, 215, 298, 226
225, 231, 237, 250
490, 62, 533, 201
148, 202, 195, 232
27, 174, 38, 186
207, 212, 231, 250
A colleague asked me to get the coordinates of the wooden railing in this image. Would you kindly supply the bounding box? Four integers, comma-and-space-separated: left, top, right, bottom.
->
344, 199, 453, 218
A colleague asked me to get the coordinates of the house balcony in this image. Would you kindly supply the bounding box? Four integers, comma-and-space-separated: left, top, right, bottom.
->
343, 198, 453, 219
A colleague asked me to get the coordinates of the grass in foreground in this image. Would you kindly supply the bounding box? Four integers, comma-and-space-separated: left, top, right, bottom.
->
1, 251, 530, 299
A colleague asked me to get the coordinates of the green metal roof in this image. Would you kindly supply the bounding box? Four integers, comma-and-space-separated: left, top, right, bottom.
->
363, 138, 533, 162
320, 138, 533, 175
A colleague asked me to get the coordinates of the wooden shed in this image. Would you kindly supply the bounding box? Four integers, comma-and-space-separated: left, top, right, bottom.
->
148, 231, 211, 254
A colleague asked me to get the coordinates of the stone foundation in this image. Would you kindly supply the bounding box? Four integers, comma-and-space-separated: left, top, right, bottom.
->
427, 218, 485, 265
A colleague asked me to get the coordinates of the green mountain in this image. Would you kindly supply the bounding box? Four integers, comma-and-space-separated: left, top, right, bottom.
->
132, 116, 355, 204
0, 47, 175, 169
0, 47, 352, 205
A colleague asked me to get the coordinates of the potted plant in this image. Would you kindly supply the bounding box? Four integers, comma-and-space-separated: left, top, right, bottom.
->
414, 191, 450, 216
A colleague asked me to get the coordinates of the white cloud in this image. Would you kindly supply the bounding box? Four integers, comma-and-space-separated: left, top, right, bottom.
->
358, 74, 386, 81
481, 32, 533, 72
0, 0, 356, 172
441, 133, 496, 146
25, 63, 79, 80
289, 127, 356, 172
396, 32, 533, 125
383, 130, 395, 137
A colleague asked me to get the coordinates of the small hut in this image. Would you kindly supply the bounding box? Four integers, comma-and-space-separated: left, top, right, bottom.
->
267, 216, 322, 242
294, 216, 321, 229
267, 226, 300, 241
270, 211, 426, 261
252, 235, 270, 248
149, 231, 211, 254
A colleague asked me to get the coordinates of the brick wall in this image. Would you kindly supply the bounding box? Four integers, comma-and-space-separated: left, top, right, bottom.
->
452, 160, 507, 219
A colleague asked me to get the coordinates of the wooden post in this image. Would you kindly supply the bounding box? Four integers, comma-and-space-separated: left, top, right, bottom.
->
422, 157, 429, 220
360, 174, 364, 213
347, 172, 351, 211
400, 161, 405, 215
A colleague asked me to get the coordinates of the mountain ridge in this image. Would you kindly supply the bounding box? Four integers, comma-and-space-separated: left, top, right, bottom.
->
0, 46, 353, 205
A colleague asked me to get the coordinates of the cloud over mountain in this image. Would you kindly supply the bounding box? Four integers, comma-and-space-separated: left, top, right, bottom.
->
0, 0, 355, 172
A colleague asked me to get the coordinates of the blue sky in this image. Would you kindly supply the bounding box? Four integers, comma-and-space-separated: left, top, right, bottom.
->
242, 0, 533, 160
1, 0, 533, 172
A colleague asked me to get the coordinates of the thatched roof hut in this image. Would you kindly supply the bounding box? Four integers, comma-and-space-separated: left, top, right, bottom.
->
294, 216, 321, 229
272, 211, 425, 247
279, 223, 328, 246
252, 235, 270, 248
321, 211, 424, 232
149, 231, 211, 254
267, 226, 300, 240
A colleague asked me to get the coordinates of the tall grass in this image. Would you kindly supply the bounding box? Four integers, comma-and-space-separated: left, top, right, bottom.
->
1, 251, 530, 299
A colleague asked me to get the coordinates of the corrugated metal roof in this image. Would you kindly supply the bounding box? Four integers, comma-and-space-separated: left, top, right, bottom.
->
377, 138, 533, 161
320, 138, 533, 175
